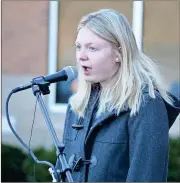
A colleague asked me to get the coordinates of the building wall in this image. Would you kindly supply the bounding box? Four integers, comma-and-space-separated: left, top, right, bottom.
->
2, 0, 48, 75
2, 1, 66, 150
143, 0, 179, 85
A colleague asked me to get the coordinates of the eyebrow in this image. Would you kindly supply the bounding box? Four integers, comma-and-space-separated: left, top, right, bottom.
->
75, 41, 97, 46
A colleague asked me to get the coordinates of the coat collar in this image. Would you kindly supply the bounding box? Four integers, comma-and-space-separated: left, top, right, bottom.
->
84, 84, 130, 144
87, 83, 130, 115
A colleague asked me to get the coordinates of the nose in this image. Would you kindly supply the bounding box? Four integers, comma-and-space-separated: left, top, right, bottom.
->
78, 49, 89, 61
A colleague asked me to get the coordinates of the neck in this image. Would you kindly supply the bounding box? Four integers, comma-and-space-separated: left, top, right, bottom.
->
100, 71, 119, 89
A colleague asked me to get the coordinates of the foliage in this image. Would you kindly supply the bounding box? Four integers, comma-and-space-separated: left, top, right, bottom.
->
22, 146, 56, 182
2, 137, 180, 182
167, 137, 180, 182
2, 144, 27, 182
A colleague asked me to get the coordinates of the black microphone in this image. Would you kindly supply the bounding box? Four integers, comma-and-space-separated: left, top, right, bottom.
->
12, 66, 78, 93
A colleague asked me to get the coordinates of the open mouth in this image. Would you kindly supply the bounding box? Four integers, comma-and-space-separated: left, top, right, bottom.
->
83, 66, 88, 71
81, 66, 91, 75
82, 66, 91, 70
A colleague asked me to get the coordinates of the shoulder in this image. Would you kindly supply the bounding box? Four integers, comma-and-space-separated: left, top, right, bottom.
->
139, 89, 166, 112
66, 103, 76, 117
65, 103, 80, 124
128, 90, 168, 131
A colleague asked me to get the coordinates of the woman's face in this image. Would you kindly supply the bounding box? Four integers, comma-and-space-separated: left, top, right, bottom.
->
75, 27, 120, 87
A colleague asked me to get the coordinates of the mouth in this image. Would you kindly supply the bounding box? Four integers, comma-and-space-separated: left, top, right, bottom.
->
81, 66, 91, 75
81, 65, 91, 69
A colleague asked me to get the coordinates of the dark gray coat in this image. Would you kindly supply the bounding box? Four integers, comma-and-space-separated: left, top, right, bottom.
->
56, 86, 180, 182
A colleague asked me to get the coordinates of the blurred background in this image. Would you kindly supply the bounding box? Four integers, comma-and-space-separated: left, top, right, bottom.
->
2, 0, 180, 182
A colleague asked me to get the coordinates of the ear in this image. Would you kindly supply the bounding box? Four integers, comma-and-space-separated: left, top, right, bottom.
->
114, 51, 121, 63
113, 47, 122, 63
115, 57, 120, 63
118, 47, 123, 61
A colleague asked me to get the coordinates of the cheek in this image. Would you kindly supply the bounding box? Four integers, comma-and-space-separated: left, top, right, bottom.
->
76, 57, 81, 66
76, 52, 79, 62
92, 52, 115, 71
76, 60, 80, 65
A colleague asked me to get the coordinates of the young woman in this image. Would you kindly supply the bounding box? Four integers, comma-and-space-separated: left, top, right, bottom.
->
56, 9, 180, 182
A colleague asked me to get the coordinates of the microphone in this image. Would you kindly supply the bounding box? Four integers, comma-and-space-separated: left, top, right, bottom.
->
12, 66, 78, 93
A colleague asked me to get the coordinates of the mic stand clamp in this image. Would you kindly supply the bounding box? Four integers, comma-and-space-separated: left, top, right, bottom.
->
32, 84, 73, 182
32, 76, 50, 95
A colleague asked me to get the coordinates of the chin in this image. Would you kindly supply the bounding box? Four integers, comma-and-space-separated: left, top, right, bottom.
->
84, 77, 99, 84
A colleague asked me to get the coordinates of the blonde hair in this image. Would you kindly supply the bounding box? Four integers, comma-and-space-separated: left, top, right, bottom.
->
70, 9, 173, 117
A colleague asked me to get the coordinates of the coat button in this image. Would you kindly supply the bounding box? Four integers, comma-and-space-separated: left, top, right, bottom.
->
73, 157, 83, 172
68, 154, 76, 169
89, 155, 97, 168
71, 124, 84, 130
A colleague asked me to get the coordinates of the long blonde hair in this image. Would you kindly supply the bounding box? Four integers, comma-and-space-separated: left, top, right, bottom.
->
70, 9, 173, 117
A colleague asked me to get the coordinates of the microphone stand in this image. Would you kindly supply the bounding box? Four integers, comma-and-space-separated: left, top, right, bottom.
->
31, 82, 73, 182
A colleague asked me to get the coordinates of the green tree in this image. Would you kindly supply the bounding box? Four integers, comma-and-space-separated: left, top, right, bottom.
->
22, 146, 56, 182
168, 137, 180, 181
2, 144, 27, 181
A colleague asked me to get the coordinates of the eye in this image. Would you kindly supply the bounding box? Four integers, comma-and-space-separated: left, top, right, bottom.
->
89, 46, 98, 51
75, 44, 81, 51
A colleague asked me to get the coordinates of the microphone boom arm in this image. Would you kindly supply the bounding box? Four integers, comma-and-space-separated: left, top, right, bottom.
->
12, 76, 51, 94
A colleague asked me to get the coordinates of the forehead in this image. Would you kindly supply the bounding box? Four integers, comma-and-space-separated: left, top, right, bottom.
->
76, 27, 110, 46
